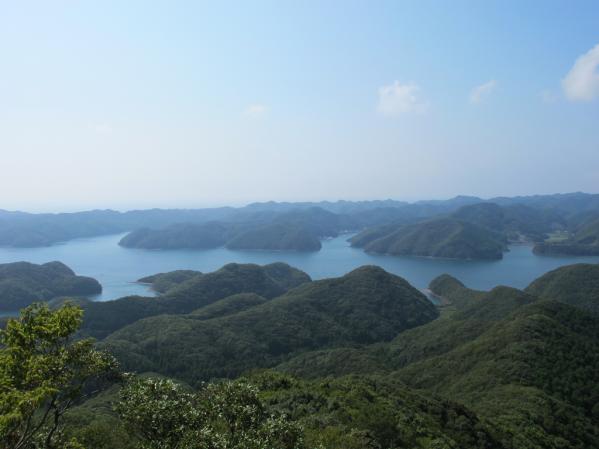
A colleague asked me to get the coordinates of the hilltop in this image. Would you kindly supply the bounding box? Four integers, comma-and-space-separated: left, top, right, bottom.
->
0, 261, 101, 311
78, 262, 310, 339
101, 265, 438, 383
525, 263, 599, 314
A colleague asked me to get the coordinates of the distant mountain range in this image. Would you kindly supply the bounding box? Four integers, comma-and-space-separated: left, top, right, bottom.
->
2, 192, 599, 258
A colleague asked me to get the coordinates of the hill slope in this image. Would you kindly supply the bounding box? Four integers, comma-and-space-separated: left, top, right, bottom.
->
226, 222, 321, 251
275, 268, 599, 448
534, 217, 599, 255
354, 217, 506, 259
392, 300, 599, 448
119, 222, 230, 249
79, 262, 310, 339
453, 202, 563, 241
0, 261, 101, 311
101, 266, 439, 383
525, 263, 599, 314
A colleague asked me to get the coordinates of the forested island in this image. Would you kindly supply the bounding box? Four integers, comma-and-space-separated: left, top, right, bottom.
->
3, 260, 599, 448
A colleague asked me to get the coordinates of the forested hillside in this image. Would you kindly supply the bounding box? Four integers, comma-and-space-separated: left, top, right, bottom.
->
0, 261, 101, 311
3, 260, 599, 449
101, 266, 438, 383
534, 217, 599, 255
352, 217, 507, 259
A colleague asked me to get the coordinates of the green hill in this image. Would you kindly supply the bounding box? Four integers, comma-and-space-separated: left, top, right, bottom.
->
79, 262, 310, 339
350, 202, 570, 260
188, 293, 268, 320
250, 371, 505, 449
534, 217, 599, 255
119, 222, 230, 249
18, 261, 599, 449
392, 300, 599, 448
428, 273, 486, 309
275, 283, 535, 380
0, 261, 101, 311
354, 217, 506, 259
101, 266, 439, 384
348, 221, 402, 247
62, 369, 505, 449
226, 222, 321, 251
274, 269, 599, 448
525, 263, 599, 314
453, 202, 563, 242
137, 269, 201, 293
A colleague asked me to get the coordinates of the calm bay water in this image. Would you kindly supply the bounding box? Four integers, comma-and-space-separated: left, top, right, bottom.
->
0, 233, 598, 302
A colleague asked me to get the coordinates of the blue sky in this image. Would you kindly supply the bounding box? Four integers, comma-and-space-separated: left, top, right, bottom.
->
0, 1, 598, 211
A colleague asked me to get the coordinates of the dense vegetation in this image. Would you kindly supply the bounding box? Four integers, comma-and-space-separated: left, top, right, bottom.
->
225, 222, 321, 251
352, 217, 506, 259
0, 261, 101, 311
272, 269, 599, 448
119, 222, 230, 250
390, 300, 599, 448
252, 371, 504, 449
427, 273, 485, 308
137, 270, 201, 293
534, 217, 599, 255
0, 303, 118, 448
3, 245, 599, 448
101, 266, 438, 383
525, 263, 599, 314
452, 202, 564, 241
348, 195, 599, 260
77, 262, 310, 339
188, 293, 268, 320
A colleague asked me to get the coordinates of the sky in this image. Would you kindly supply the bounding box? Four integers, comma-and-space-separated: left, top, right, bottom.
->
0, 1, 598, 212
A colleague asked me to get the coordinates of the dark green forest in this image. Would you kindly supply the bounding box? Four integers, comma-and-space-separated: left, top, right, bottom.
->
3, 259, 599, 448
0, 261, 101, 311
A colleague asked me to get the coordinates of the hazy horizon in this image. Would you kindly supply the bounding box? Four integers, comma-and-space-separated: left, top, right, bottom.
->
2, 191, 598, 215
1, 1, 598, 211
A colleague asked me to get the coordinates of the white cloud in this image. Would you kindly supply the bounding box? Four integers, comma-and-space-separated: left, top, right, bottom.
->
377, 81, 428, 116
244, 103, 268, 118
469, 80, 496, 104
562, 43, 599, 102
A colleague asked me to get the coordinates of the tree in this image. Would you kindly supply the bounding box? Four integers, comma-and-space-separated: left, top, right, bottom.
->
117, 377, 305, 449
0, 303, 119, 449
